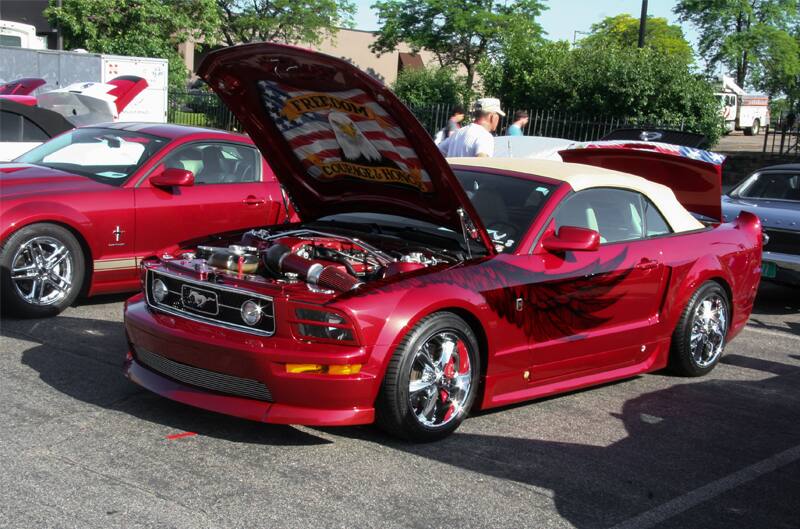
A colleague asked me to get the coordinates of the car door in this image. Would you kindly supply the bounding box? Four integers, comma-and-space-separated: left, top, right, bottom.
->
524, 187, 671, 382
134, 140, 283, 258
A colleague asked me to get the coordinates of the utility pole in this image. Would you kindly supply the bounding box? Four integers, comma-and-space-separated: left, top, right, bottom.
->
56, 0, 63, 50
637, 0, 648, 48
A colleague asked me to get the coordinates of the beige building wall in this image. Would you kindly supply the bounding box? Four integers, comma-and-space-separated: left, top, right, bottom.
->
180, 28, 442, 88
311, 28, 439, 86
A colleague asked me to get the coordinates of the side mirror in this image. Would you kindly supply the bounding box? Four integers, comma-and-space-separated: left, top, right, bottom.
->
150, 167, 194, 187
542, 226, 600, 252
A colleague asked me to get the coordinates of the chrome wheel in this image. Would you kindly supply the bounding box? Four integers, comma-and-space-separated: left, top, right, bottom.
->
408, 331, 473, 428
10, 236, 74, 306
689, 293, 728, 368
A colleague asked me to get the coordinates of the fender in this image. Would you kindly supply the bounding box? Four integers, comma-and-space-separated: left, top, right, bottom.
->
1, 200, 93, 247
370, 286, 491, 378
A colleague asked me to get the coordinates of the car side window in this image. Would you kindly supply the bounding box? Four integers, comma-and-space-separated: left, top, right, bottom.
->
159, 143, 260, 184
641, 196, 672, 237
554, 188, 645, 244
0, 111, 49, 142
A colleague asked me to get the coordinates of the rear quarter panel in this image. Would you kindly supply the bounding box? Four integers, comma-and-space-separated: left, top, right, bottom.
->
658, 212, 762, 343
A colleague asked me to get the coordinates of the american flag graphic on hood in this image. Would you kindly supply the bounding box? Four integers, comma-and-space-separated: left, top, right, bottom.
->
258, 80, 434, 192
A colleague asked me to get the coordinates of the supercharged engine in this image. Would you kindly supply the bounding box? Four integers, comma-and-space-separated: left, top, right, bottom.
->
183, 228, 455, 293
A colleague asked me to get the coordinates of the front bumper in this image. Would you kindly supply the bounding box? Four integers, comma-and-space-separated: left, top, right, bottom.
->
763, 251, 800, 285
124, 294, 377, 426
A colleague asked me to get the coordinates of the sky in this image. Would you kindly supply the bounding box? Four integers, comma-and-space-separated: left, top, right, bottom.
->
350, 0, 700, 48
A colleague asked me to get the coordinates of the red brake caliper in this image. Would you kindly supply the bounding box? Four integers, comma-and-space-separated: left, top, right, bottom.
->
441, 343, 464, 421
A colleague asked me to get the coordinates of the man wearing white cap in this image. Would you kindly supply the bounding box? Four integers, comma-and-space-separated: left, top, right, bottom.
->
438, 98, 505, 158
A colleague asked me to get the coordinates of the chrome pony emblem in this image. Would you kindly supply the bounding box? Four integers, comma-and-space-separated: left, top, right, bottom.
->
639, 131, 663, 142
181, 285, 219, 315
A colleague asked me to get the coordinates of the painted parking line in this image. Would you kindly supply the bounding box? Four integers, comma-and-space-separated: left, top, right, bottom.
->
608, 444, 800, 529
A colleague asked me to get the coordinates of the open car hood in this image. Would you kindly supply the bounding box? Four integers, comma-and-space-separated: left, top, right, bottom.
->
559, 141, 725, 221
36, 76, 148, 127
198, 43, 493, 253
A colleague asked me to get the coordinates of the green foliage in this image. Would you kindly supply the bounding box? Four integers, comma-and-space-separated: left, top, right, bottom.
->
580, 14, 695, 65
216, 0, 356, 47
46, 0, 220, 90
675, 0, 800, 93
392, 67, 469, 108
371, 0, 546, 91
483, 41, 724, 144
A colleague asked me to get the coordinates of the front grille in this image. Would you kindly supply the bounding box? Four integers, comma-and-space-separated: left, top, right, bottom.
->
135, 346, 273, 402
764, 228, 800, 255
146, 269, 275, 336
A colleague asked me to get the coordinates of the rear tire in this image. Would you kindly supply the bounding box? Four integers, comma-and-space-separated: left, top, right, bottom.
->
669, 281, 730, 377
0, 223, 85, 318
376, 312, 480, 442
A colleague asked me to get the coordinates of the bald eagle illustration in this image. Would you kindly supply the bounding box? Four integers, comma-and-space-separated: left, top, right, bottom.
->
328, 111, 382, 163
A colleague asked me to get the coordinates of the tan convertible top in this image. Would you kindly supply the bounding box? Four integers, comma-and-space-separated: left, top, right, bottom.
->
448, 157, 704, 233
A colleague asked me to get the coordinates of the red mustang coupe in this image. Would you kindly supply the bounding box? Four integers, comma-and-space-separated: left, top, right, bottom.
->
123, 44, 762, 441
1, 123, 289, 317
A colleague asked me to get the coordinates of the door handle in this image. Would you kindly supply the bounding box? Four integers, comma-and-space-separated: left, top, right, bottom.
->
243, 195, 265, 206
635, 259, 659, 271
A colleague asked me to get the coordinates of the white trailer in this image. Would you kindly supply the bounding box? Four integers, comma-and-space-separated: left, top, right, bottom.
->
0, 20, 47, 49
716, 76, 769, 136
0, 46, 168, 123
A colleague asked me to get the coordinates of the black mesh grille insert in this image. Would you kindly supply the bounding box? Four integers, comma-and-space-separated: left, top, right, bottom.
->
146, 269, 275, 336
135, 346, 273, 402
764, 229, 800, 256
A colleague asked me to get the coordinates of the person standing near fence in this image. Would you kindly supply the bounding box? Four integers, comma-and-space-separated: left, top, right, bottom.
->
506, 110, 529, 136
434, 105, 465, 145
438, 98, 505, 158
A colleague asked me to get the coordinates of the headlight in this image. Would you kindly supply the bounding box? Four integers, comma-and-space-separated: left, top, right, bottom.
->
240, 299, 262, 326
293, 307, 357, 344
152, 278, 168, 302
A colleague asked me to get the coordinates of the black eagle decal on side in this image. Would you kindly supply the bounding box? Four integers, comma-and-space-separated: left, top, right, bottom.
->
342, 249, 633, 342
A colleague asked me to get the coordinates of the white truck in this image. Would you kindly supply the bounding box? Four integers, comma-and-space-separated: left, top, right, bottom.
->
716, 76, 769, 136
0, 20, 47, 49
0, 46, 169, 123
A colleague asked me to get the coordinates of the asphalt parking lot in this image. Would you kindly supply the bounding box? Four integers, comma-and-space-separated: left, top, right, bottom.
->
1, 281, 799, 529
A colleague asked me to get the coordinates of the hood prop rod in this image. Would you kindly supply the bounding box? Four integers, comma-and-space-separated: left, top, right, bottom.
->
457, 208, 473, 259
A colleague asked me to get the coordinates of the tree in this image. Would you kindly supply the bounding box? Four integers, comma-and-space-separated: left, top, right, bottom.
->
370, 0, 546, 92
215, 0, 355, 47
46, 0, 220, 90
392, 66, 466, 107
580, 14, 694, 65
675, 0, 799, 89
482, 41, 723, 144
749, 25, 800, 101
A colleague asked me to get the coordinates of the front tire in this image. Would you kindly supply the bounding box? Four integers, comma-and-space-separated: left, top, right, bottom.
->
376, 312, 480, 442
0, 223, 85, 318
669, 281, 730, 377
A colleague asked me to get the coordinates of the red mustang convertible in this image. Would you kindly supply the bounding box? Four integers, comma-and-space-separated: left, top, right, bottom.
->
0, 123, 289, 317
123, 44, 762, 441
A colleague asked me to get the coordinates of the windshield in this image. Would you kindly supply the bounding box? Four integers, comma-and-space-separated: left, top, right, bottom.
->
454, 169, 556, 251
733, 171, 800, 201
316, 170, 557, 253
15, 127, 169, 186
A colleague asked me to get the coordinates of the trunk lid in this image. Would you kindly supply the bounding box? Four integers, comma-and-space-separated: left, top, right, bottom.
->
560, 141, 725, 221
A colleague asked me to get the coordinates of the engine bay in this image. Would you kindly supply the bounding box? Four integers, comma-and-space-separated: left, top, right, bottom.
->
176, 227, 459, 294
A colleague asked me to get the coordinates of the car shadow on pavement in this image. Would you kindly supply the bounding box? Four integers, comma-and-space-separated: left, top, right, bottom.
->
73, 292, 132, 307
326, 357, 800, 529
748, 281, 800, 336
2, 315, 331, 446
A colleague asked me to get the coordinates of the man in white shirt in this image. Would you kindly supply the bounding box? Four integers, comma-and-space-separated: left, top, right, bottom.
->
438, 98, 505, 158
